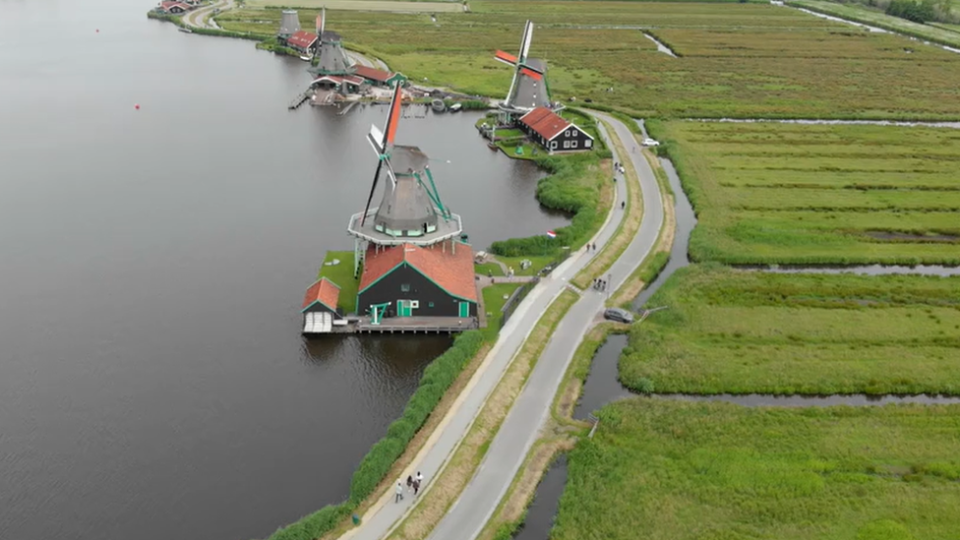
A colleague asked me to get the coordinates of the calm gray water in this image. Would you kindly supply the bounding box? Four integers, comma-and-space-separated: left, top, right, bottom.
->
0, 2, 568, 540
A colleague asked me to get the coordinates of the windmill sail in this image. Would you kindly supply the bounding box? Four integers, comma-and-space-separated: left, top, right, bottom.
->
495, 20, 550, 111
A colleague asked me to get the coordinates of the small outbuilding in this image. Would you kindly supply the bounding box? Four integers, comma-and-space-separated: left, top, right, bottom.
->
311, 74, 364, 94
358, 242, 478, 320
518, 106, 594, 154
301, 277, 342, 334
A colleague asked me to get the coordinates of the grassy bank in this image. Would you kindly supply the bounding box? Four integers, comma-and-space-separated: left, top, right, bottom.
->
620, 264, 960, 396
480, 283, 524, 341
650, 120, 960, 265
217, 2, 960, 119
555, 399, 960, 540
491, 153, 611, 257
790, 0, 960, 48
266, 330, 485, 540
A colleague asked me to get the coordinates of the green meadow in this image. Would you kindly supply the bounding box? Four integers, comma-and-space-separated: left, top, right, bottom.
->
649, 120, 960, 265
216, 1, 960, 119
555, 399, 960, 540
620, 264, 960, 396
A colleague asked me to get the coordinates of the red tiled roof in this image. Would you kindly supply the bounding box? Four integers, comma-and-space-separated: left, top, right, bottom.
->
302, 277, 341, 312
160, 1, 190, 11
519, 107, 570, 141
343, 75, 364, 86
360, 243, 478, 302
353, 65, 393, 83
288, 30, 318, 49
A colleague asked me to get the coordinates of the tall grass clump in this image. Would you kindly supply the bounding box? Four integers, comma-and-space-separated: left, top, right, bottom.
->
265, 330, 484, 540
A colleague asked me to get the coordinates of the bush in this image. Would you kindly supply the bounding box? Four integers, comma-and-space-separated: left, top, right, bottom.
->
634, 377, 656, 394
267, 330, 485, 539
886, 0, 937, 22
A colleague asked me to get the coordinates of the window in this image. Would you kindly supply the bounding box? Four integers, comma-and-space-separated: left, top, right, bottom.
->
401, 284, 411, 292
406, 229, 423, 237
410, 301, 419, 308
565, 130, 571, 137
563, 140, 570, 149
427, 224, 437, 233
428, 302, 435, 308
551, 141, 557, 149
571, 140, 578, 149
585, 139, 592, 148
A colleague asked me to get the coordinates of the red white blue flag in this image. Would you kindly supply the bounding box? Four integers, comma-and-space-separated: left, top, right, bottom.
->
546, 230, 557, 239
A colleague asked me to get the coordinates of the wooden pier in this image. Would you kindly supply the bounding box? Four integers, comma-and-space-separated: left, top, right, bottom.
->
288, 92, 311, 110
303, 315, 478, 335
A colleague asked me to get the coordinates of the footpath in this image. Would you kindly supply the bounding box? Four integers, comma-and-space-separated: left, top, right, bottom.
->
340, 114, 662, 540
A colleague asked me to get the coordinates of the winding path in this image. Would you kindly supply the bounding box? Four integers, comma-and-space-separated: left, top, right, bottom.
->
340, 113, 664, 540
182, 0, 233, 29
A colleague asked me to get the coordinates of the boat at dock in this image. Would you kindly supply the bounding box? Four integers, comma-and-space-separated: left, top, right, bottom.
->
431, 99, 446, 113
178, 26, 193, 33
449, 102, 462, 113
299, 54, 313, 62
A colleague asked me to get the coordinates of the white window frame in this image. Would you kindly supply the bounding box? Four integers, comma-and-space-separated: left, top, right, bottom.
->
571, 140, 578, 148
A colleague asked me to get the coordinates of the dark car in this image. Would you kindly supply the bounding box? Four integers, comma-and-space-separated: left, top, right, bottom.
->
603, 308, 634, 324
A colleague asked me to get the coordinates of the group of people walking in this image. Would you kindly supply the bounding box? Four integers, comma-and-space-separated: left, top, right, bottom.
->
593, 278, 608, 292
396, 471, 424, 503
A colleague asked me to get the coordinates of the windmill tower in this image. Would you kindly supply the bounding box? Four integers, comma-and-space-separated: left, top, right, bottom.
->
278, 10, 301, 38
494, 20, 552, 124
347, 84, 463, 278
309, 8, 355, 76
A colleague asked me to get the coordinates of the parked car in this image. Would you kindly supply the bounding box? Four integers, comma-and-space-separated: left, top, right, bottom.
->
603, 308, 634, 324
642, 138, 660, 147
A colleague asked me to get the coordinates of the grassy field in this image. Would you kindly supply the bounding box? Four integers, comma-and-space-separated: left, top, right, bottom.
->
555, 398, 960, 540
217, 1, 960, 119
620, 264, 960, 396
791, 0, 960, 48
246, 0, 462, 11
316, 250, 359, 314
480, 283, 522, 341
649, 120, 960, 265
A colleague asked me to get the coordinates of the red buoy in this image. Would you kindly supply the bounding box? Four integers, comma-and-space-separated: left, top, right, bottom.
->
135, 104, 140, 110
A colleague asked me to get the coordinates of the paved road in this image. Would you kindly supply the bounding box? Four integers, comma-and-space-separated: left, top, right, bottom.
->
340, 119, 634, 540
425, 113, 663, 540
182, 0, 233, 29
339, 114, 662, 540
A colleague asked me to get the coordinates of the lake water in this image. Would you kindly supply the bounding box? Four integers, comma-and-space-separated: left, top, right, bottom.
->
0, 2, 568, 539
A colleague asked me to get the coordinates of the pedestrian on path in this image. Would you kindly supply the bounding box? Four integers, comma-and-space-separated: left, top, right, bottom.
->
416, 471, 424, 486
621, 201, 625, 210
413, 478, 421, 496
406, 475, 413, 491
395, 481, 404, 503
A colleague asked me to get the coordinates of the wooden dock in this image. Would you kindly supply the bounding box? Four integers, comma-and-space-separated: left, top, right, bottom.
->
288, 92, 311, 110
303, 315, 478, 335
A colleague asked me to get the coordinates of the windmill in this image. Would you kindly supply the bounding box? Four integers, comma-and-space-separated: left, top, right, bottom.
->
494, 20, 552, 119
347, 84, 464, 277
309, 8, 355, 76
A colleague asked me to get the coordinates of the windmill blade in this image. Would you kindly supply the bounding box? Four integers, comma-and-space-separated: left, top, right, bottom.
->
360, 159, 384, 227
520, 67, 543, 80
367, 124, 385, 156
320, 7, 326, 36
382, 83, 403, 151
519, 20, 534, 63
494, 50, 518, 66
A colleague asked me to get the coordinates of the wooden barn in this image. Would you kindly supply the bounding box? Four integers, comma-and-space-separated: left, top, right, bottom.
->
518, 107, 594, 154
357, 242, 477, 321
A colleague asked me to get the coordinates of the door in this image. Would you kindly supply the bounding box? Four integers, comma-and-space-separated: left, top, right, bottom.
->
398, 300, 412, 317
458, 302, 470, 318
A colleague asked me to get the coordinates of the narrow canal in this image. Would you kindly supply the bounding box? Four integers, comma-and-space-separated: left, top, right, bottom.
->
0, 2, 568, 540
